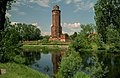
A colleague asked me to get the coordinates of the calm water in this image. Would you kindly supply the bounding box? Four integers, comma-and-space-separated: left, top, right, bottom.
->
23, 50, 120, 78
23, 51, 62, 77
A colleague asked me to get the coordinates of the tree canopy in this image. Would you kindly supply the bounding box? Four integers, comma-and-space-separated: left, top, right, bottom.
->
94, 0, 120, 43
14, 23, 41, 41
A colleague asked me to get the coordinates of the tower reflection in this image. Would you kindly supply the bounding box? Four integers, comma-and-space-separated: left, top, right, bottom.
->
52, 51, 65, 77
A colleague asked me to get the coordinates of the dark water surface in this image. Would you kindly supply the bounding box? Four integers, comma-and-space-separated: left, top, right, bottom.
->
23, 51, 62, 77
23, 50, 120, 78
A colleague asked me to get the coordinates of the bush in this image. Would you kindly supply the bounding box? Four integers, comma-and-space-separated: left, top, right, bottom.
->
57, 49, 82, 78
0, 28, 23, 63
73, 72, 90, 78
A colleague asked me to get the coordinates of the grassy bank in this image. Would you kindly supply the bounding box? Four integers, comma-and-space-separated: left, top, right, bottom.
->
21, 45, 68, 52
22, 41, 71, 45
0, 62, 49, 78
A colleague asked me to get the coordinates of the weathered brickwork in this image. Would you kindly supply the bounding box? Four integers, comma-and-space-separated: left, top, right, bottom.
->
49, 5, 68, 42
51, 5, 62, 38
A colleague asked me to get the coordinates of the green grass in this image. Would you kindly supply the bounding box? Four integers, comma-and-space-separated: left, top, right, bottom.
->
0, 62, 49, 78
21, 45, 68, 52
22, 41, 71, 45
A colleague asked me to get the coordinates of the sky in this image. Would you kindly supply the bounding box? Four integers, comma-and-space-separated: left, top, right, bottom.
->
7, 0, 97, 35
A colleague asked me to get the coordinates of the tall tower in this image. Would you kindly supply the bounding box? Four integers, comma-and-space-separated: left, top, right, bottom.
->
51, 5, 62, 38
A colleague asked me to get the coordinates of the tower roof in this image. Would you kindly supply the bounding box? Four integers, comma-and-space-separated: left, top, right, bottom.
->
53, 5, 59, 10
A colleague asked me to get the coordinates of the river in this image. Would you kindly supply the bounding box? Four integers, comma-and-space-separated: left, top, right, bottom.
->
22, 49, 120, 78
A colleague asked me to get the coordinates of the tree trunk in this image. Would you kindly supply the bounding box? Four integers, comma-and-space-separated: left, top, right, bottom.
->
0, 0, 7, 31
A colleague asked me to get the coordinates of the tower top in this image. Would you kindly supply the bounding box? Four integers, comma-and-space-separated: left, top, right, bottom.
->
53, 5, 59, 10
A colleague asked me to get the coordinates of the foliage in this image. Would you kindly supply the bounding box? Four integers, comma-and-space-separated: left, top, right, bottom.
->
80, 24, 96, 35
69, 24, 108, 78
72, 32, 90, 52
94, 0, 120, 43
73, 72, 90, 78
85, 53, 108, 78
71, 24, 102, 52
0, 62, 49, 78
14, 23, 41, 41
70, 32, 77, 40
106, 26, 120, 52
57, 49, 82, 78
0, 28, 23, 63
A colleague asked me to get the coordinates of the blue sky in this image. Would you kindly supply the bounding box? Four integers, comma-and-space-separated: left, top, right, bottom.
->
7, 0, 97, 35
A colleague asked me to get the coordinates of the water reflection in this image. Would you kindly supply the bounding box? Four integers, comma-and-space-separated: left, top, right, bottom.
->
99, 53, 120, 78
23, 51, 41, 65
52, 52, 62, 74
22, 50, 63, 77
22, 50, 120, 78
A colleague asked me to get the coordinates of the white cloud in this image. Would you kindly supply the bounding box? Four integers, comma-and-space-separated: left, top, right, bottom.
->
62, 31, 74, 35
42, 31, 50, 36
52, 0, 61, 3
32, 22, 40, 27
5, 12, 11, 18
32, 23, 38, 26
64, 0, 94, 12
74, 0, 94, 12
64, 22, 81, 29
30, 0, 50, 7
65, 0, 72, 4
63, 22, 82, 33
18, 11, 26, 15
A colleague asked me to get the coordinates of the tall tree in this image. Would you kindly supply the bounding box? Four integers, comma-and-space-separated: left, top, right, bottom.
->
0, 0, 14, 31
94, 0, 120, 43
14, 23, 41, 41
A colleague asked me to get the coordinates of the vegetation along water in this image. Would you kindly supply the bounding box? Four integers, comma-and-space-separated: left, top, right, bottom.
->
0, 0, 120, 78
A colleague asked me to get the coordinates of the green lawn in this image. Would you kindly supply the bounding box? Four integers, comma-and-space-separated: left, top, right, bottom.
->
0, 62, 49, 78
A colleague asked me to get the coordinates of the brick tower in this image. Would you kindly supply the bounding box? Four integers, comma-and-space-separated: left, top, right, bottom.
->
50, 5, 62, 39
49, 5, 68, 41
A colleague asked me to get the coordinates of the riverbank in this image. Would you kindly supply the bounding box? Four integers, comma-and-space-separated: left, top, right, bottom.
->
22, 41, 71, 45
21, 45, 69, 52
0, 62, 49, 78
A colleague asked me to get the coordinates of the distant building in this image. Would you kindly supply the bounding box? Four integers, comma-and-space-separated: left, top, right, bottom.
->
49, 5, 69, 42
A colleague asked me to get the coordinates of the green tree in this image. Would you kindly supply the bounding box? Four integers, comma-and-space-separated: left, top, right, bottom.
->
0, 0, 15, 30
81, 24, 96, 35
106, 26, 120, 52
70, 32, 77, 40
72, 24, 99, 52
57, 49, 82, 78
0, 28, 23, 63
94, 0, 120, 43
14, 23, 41, 41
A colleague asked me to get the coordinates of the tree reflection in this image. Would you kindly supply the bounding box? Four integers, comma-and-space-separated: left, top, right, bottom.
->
99, 53, 120, 78
23, 51, 41, 65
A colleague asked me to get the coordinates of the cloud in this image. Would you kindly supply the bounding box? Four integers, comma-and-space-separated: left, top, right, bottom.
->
65, 0, 72, 4
62, 31, 74, 35
63, 22, 82, 33
41, 31, 50, 36
5, 12, 11, 18
29, 0, 50, 7
52, 0, 61, 3
74, 0, 94, 12
64, 0, 94, 12
32, 23, 38, 26
63, 22, 81, 29
17, 11, 26, 15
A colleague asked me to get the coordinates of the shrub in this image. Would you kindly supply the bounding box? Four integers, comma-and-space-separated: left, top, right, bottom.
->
57, 49, 82, 78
